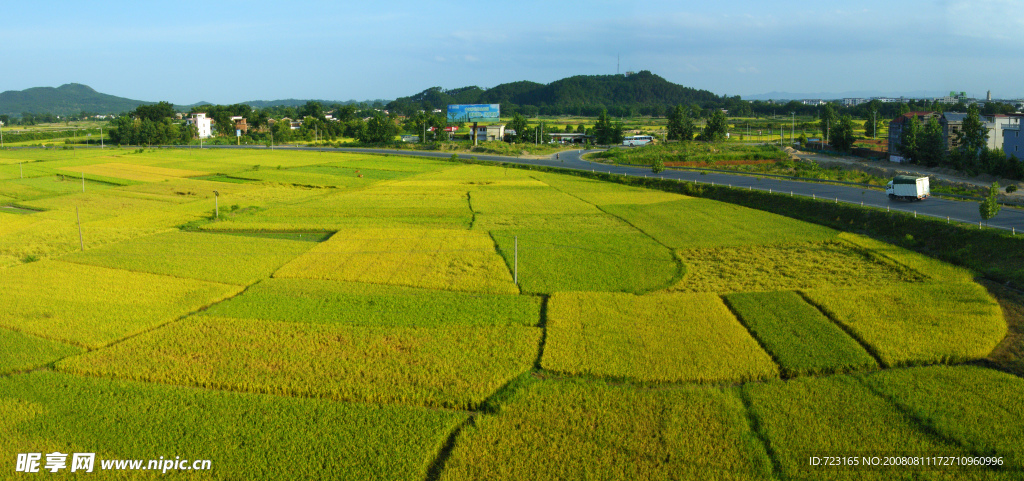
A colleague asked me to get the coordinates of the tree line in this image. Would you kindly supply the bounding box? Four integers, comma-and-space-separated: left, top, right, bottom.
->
105, 100, 404, 146
897, 104, 1023, 179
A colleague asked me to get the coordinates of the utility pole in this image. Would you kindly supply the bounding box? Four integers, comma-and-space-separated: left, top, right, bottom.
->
214, 191, 219, 220
77, 207, 84, 251
99, 127, 104, 149
791, 112, 795, 145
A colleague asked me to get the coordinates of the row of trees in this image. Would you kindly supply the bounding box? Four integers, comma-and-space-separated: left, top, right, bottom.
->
107, 116, 194, 146
898, 105, 1024, 179
815, 104, 857, 151
666, 106, 730, 142
3, 110, 116, 126
107, 101, 197, 145
103, 99, 406, 146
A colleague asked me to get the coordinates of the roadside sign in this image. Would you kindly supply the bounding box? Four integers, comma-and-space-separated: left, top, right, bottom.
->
447, 104, 500, 123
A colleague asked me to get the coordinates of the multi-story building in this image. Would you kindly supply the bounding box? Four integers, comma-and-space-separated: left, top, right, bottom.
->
230, 116, 248, 134
941, 112, 1012, 152
186, 113, 212, 139
936, 91, 971, 105
1001, 116, 1024, 159
988, 115, 1017, 151
941, 112, 968, 151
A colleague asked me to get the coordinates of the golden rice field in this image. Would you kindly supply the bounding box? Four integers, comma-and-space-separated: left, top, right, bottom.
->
543, 292, 779, 382
60, 162, 209, 182
273, 228, 520, 294
0, 146, 1017, 479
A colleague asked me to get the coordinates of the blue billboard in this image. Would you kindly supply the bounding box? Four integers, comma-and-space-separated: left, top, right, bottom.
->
447, 104, 500, 123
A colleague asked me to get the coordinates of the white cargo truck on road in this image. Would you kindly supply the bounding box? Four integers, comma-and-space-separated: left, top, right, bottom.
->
886, 175, 930, 201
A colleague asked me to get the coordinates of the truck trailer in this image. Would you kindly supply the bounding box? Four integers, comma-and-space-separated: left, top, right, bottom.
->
886, 175, 930, 201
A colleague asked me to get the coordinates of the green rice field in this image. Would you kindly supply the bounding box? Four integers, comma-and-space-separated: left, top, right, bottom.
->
0, 146, 1018, 479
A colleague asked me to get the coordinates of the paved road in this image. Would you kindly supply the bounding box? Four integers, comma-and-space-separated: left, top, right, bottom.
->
174, 144, 1024, 232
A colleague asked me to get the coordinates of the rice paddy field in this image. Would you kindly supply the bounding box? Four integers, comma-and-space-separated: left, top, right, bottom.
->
0, 146, 1020, 479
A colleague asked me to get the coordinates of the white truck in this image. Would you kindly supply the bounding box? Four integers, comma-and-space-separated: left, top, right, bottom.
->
886, 175, 930, 201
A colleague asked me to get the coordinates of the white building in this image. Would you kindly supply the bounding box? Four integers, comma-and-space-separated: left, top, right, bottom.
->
471, 124, 505, 142
187, 113, 212, 139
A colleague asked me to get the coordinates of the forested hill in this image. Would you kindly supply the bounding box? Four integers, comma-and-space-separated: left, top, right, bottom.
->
386, 71, 726, 117
0, 83, 151, 117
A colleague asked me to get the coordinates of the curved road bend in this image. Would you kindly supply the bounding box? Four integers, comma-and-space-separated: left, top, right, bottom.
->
179, 145, 1024, 232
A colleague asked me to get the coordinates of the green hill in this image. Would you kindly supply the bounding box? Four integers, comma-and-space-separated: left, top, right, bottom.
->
0, 83, 152, 117
387, 71, 723, 116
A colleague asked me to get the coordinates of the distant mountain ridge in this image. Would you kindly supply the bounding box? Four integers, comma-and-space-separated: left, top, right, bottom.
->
0, 83, 152, 117
0, 84, 390, 117
743, 90, 954, 101
177, 98, 390, 110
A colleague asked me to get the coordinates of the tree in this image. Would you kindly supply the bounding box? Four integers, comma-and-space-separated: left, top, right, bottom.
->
611, 120, 625, 145
899, 115, 922, 164
212, 111, 233, 137
333, 105, 357, 122
358, 113, 397, 143
651, 157, 664, 174
955, 104, 988, 171
830, 115, 855, 151
180, 123, 198, 143
134, 101, 175, 122
272, 119, 292, 143
819, 104, 838, 141
299, 101, 325, 121
918, 117, 945, 167
979, 182, 1001, 226
700, 110, 727, 142
593, 109, 614, 144
864, 108, 881, 138
666, 105, 696, 141
507, 113, 528, 143
107, 115, 135, 145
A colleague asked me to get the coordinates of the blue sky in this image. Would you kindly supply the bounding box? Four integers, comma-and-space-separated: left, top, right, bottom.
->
2, 0, 1022, 104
